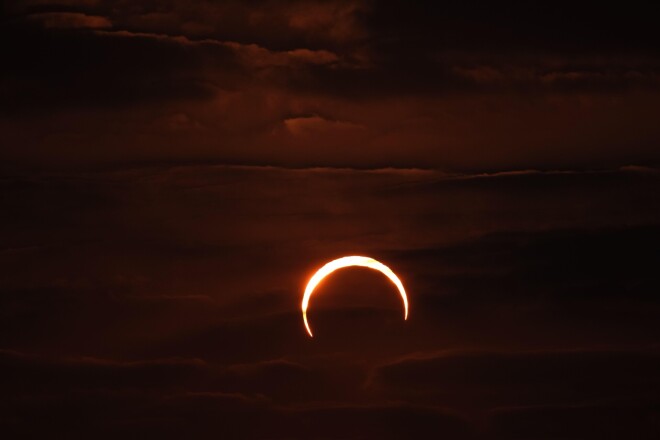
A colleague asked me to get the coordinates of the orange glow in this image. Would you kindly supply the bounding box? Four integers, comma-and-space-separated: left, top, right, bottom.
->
301, 256, 409, 337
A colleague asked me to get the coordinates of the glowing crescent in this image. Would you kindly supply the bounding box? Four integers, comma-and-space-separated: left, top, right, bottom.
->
301, 256, 409, 337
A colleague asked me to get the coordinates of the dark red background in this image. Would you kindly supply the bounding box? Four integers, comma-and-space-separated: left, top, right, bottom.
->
2, 1, 660, 438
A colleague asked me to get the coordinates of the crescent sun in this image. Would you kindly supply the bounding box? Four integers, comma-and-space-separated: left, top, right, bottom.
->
301, 256, 409, 337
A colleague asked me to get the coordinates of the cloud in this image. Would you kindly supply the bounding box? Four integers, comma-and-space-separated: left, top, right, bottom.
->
0, 20, 344, 116
2, 2, 660, 438
0, 164, 659, 438
105, 0, 368, 49
4, 1, 660, 171
386, 224, 660, 308
1, 385, 474, 440
28, 12, 112, 29
283, 115, 364, 136
24, 0, 100, 6
285, 0, 368, 43
0, 25, 231, 115
273, 403, 474, 439
489, 400, 660, 439
449, 63, 660, 92
0, 349, 475, 439
371, 348, 660, 408
213, 359, 334, 402
0, 167, 658, 355
222, 42, 339, 67
0, 349, 209, 392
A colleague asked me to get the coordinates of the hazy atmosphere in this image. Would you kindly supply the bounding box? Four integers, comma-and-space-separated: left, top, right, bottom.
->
2, 1, 660, 438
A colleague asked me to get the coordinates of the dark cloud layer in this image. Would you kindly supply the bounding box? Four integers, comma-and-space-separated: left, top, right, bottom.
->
489, 400, 660, 440
372, 348, 660, 407
2, 1, 660, 438
0, 22, 237, 112
3, 1, 660, 170
1, 165, 660, 437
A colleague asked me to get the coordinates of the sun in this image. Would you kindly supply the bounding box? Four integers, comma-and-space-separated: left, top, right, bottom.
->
301, 256, 409, 337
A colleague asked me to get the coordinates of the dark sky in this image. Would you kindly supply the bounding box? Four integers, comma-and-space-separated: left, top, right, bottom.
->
2, 1, 660, 439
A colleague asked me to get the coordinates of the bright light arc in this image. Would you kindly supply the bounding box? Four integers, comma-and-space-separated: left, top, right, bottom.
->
301, 256, 409, 337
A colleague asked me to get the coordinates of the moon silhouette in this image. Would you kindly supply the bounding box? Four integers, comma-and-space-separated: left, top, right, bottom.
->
301, 256, 409, 337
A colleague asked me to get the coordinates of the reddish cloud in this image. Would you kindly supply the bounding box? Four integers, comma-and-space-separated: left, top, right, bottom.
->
28, 12, 112, 29
285, 0, 368, 43
3, 2, 660, 439
24, 0, 100, 6
224, 42, 339, 67
283, 115, 364, 136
